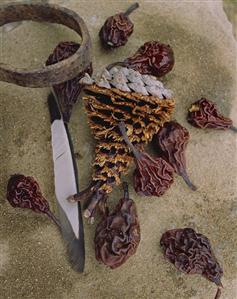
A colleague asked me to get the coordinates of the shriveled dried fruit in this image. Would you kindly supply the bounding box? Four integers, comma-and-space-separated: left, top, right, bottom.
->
160, 228, 223, 299
95, 182, 140, 269
99, 3, 139, 48
6, 174, 60, 227
46, 41, 93, 122
187, 98, 236, 132
119, 122, 174, 197
124, 41, 175, 77
153, 121, 196, 190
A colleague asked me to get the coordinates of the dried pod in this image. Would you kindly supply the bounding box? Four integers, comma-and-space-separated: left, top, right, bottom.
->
160, 228, 223, 299
187, 98, 236, 132
124, 41, 175, 77
95, 182, 140, 268
153, 121, 196, 191
99, 3, 139, 48
46, 41, 93, 122
6, 174, 60, 228
119, 122, 174, 197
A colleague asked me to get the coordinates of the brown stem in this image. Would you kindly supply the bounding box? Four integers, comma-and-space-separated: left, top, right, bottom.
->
179, 169, 197, 191
67, 181, 102, 203
84, 189, 105, 219
124, 2, 139, 16
214, 287, 222, 299
97, 194, 109, 218
46, 210, 61, 229
122, 182, 129, 200
118, 121, 141, 160
106, 61, 128, 71
230, 125, 237, 133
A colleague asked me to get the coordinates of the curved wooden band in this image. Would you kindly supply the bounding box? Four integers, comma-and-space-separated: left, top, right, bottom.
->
0, 2, 92, 87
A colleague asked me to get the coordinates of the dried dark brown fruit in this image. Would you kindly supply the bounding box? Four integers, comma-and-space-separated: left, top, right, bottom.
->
94, 182, 140, 269
160, 228, 223, 299
99, 3, 139, 48
119, 122, 174, 197
124, 41, 175, 77
187, 98, 236, 132
6, 174, 60, 228
46, 41, 93, 122
153, 121, 196, 191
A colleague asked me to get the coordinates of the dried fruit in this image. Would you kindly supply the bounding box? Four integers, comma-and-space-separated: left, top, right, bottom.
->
153, 121, 196, 190
6, 174, 60, 227
124, 41, 175, 77
94, 182, 140, 268
160, 228, 223, 299
187, 98, 237, 132
46, 41, 93, 122
99, 3, 139, 48
119, 122, 174, 196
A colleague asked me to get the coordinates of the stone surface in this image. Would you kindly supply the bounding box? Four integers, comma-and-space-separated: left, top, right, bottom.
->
0, 1, 236, 299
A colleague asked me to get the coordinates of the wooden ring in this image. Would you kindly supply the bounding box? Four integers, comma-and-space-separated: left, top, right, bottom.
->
0, 2, 92, 87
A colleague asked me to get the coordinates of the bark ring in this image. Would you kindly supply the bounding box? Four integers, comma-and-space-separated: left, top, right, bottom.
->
0, 2, 92, 87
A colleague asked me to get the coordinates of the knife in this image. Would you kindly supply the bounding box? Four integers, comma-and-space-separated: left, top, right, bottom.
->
48, 92, 85, 272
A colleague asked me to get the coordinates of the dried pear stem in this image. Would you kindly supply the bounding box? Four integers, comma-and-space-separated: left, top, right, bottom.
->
124, 2, 139, 16
67, 181, 102, 203
122, 182, 129, 200
84, 189, 105, 220
214, 287, 222, 299
46, 210, 61, 229
106, 61, 128, 71
179, 168, 197, 191
118, 122, 142, 160
230, 125, 237, 133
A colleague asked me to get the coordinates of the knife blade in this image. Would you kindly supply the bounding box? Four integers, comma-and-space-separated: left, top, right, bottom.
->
48, 92, 85, 272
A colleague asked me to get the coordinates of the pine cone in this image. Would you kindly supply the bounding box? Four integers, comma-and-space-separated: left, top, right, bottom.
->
82, 67, 175, 193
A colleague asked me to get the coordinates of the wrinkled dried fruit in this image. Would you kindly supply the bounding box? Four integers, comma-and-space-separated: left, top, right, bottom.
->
187, 98, 236, 132
153, 121, 196, 191
119, 122, 174, 196
160, 228, 223, 299
6, 174, 60, 227
95, 182, 140, 269
46, 41, 93, 122
99, 3, 139, 48
124, 41, 175, 77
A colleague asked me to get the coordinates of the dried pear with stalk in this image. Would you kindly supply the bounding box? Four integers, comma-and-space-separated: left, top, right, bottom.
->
70, 66, 175, 220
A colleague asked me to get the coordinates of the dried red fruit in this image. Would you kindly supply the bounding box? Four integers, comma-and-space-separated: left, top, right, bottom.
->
46, 41, 93, 122
95, 182, 140, 269
160, 228, 223, 299
6, 174, 60, 227
99, 3, 139, 48
119, 122, 174, 197
124, 41, 175, 77
187, 98, 236, 132
153, 121, 196, 191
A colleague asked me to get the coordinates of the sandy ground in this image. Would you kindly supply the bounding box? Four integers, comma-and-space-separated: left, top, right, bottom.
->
0, 1, 237, 299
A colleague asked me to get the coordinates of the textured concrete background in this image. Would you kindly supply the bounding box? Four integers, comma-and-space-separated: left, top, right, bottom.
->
0, 1, 236, 299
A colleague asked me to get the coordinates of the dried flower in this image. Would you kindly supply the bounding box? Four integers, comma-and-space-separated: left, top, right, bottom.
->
94, 182, 140, 268
119, 122, 174, 197
124, 41, 175, 77
187, 98, 237, 132
46, 41, 93, 122
6, 174, 60, 228
99, 3, 139, 48
153, 121, 196, 190
160, 228, 223, 299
